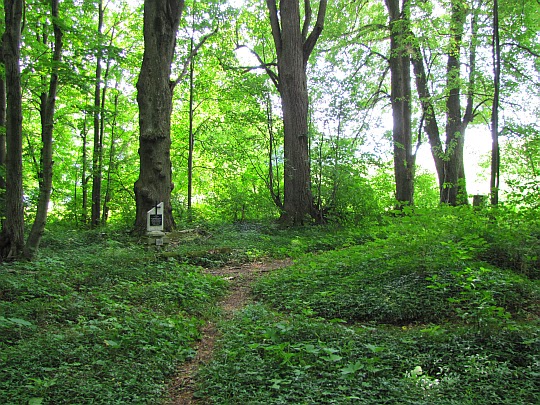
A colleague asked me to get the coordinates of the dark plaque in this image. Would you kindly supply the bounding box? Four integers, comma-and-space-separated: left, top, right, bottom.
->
150, 214, 163, 227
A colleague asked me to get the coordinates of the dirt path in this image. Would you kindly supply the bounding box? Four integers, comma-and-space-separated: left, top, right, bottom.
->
165, 258, 292, 404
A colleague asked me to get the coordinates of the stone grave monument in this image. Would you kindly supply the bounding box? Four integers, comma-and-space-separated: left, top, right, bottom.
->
146, 202, 169, 247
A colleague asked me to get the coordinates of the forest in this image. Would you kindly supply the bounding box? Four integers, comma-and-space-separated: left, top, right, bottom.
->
0, 0, 539, 403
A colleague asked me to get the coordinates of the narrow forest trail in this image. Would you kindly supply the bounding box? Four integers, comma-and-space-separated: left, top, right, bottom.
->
165, 258, 293, 404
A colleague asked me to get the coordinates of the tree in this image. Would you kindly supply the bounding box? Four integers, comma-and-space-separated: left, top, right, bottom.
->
266, 0, 328, 224
134, 0, 185, 233
91, 0, 104, 227
410, 0, 479, 205
0, 0, 24, 260
385, 0, 414, 207
490, 0, 500, 206
23, 0, 64, 260
0, 41, 6, 193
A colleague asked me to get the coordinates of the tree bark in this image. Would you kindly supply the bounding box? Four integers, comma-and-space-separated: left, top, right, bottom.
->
1, 0, 25, 260
385, 0, 415, 207
134, 0, 184, 233
266, 0, 327, 224
23, 0, 64, 260
490, 0, 501, 206
409, 0, 477, 206
91, 0, 104, 227
0, 44, 6, 192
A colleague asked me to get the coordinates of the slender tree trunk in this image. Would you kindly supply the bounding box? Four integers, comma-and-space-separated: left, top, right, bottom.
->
385, 0, 415, 207
187, 37, 194, 214
266, 0, 327, 224
266, 93, 283, 210
102, 89, 119, 224
410, 1, 477, 206
490, 0, 501, 206
81, 113, 89, 224
1, 0, 25, 260
91, 0, 104, 227
24, 0, 63, 260
0, 45, 6, 192
134, 0, 184, 233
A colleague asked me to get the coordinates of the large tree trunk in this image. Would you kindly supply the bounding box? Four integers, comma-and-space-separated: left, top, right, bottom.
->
385, 0, 415, 207
279, 0, 312, 224
134, 0, 184, 233
1, 0, 25, 260
24, 0, 63, 260
266, 0, 327, 224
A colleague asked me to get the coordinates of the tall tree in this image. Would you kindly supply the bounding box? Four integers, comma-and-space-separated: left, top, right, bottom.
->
134, 0, 185, 232
0, 0, 24, 260
0, 42, 6, 193
23, 0, 64, 259
266, 0, 328, 224
410, 0, 478, 205
490, 0, 500, 205
91, 0, 104, 227
385, 0, 414, 207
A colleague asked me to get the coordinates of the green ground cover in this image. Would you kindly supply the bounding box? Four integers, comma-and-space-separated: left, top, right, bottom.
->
198, 208, 540, 404
1, 207, 539, 404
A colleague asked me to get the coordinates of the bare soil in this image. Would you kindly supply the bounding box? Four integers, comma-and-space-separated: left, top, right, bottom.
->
165, 258, 292, 404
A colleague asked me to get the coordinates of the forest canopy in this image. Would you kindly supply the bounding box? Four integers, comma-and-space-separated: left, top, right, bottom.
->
0, 0, 538, 258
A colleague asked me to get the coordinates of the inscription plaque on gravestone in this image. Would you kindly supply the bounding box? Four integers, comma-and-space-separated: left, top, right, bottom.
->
147, 202, 164, 232
150, 214, 163, 227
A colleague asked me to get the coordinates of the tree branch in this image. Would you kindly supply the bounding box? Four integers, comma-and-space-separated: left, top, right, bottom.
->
303, 0, 327, 64
171, 27, 218, 89
234, 45, 280, 90
266, 0, 282, 58
302, 0, 312, 41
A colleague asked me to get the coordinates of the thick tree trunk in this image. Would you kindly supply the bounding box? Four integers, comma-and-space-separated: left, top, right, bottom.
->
134, 0, 184, 233
279, 0, 313, 224
266, 0, 327, 224
385, 0, 415, 207
1, 0, 25, 260
24, 0, 63, 260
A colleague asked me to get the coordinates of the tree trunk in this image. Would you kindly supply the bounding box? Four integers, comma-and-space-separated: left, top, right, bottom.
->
0, 44, 6, 192
385, 0, 415, 207
187, 37, 194, 214
91, 0, 104, 227
490, 0, 501, 206
81, 113, 89, 224
24, 0, 63, 260
410, 0, 477, 206
134, 0, 185, 233
266, 0, 327, 224
102, 89, 119, 224
1, 0, 25, 260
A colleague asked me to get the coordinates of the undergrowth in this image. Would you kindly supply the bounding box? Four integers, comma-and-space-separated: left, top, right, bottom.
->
0, 230, 226, 404
198, 207, 540, 404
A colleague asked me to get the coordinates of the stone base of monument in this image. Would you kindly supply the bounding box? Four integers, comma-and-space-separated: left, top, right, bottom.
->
146, 230, 170, 247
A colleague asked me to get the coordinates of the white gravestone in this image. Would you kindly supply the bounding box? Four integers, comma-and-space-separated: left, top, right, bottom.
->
147, 202, 164, 232
146, 202, 168, 247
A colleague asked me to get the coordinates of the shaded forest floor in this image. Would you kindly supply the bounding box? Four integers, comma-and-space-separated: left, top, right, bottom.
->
167, 258, 292, 404
0, 207, 539, 404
